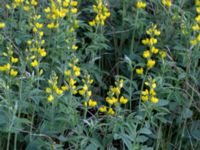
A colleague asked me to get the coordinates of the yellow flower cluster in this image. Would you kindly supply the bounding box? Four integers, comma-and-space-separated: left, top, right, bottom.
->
0, 22, 6, 29
0, 45, 19, 77
140, 24, 166, 70
190, 0, 200, 46
99, 79, 128, 115
136, 0, 147, 9
79, 74, 97, 108
89, 0, 110, 26
26, 14, 46, 69
141, 77, 159, 103
162, 0, 172, 7
44, 0, 78, 29
64, 57, 81, 95
46, 73, 68, 102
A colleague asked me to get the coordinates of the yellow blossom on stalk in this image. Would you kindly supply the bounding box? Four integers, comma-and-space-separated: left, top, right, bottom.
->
11, 57, 19, 63
107, 108, 115, 115
38, 48, 47, 57
71, 1, 78, 7
160, 51, 167, 58
151, 46, 159, 54
89, 20, 96, 26
35, 22, 43, 29
88, 99, 97, 107
71, 8, 78, 14
0, 63, 11, 71
136, 1, 147, 9
162, 0, 172, 7
64, 70, 71, 76
111, 87, 120, 95
61, 85, 68, 91
192, 24, 200, 31
190, 39, 197, 45
0, 22, 6, 29
142, 38, 157, 45
73, 66, 80, 76
89, 0, 110, 26
99, 106, 107, 112
10, 69, 18, 77
195, 15, 200, 22
23, 5, 30, 12
149, 37, 157, 45
31, 0, 38, 6
31, 59, 39, 67
106, 97, 118, 105
45, 88, 52, 93
48, 95, 54, 102
119, 96, 128, 104
143, 50, 151, 58
141, 95, 148, 102
150, 96, 159, 103
72, 44, 78, 51
147, 59, 156, 69
136, 67, 144, 75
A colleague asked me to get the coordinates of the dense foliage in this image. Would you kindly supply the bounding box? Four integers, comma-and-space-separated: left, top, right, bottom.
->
0, 0, 200, 149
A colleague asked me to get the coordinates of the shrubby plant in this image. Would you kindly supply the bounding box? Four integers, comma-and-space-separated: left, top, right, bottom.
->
0, 0, 200, 149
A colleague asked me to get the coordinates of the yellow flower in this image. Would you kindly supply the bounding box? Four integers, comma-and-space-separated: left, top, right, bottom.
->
35, 22, 43, 29
45, 88, 52, 93
136, 67, 144, 75
197, 34, 200, 41
159, 51, 167, 58
0, 63, 11, 71
119, 96, 128, 104
69, 78, 76, 86
48, 95, 54, 102
63, 0, 70, 7
71, 1, 78, 7
87, 91, 92, 97
99, 106, 107, 113
55, 87, 63, 95
31, 0, 38, 6
10, 69, 18, 76
107, 108, 115, 115
23, 6, 30, 12
38, 48, 47, 57
142, 38, 149, 45
106, 97, 117, 105
162, 0, 172, 7
61, 85, 68, 91
44, 7, 51, 13
151, 46, 159, 54
73, 66, 80, 76
88, 99, 97, 107
11, 57, 19, 63
141, 95, 148, 102
79, 89, 85, 95
190, 39, 197, 45
0, 22, 6, 29
136, 1, 147, 9
150, 89, 156, 96
72, 44, 78, 50
89, 20, 96, 26
195, 15, 200, 22
196, 7, 200, 13
143, 50, 151, 58
150, 97, 159, 103
71, 8, 78, 14
111, 87, 120, 95
149, 37, 157, 45
192, 24, 199, 31
142, 89, 149, 95
147, 59, 156, 69
31, 60, 39, 67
